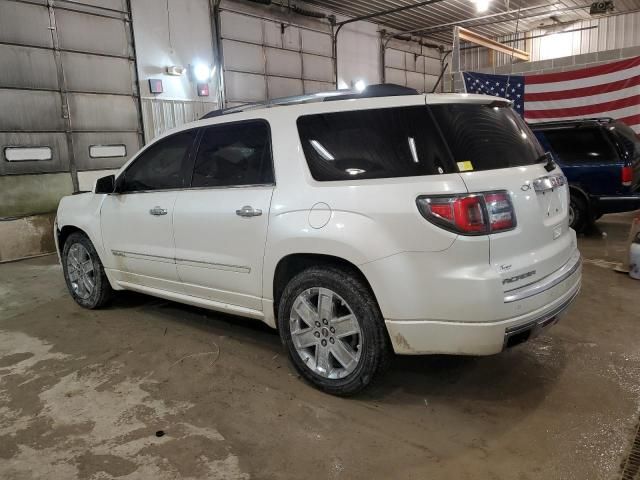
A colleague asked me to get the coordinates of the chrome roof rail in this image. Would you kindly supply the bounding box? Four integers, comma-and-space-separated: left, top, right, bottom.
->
200, 84, 420, 119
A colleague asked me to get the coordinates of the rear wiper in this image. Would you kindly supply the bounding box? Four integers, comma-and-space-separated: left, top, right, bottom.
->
537, 152, 556, 172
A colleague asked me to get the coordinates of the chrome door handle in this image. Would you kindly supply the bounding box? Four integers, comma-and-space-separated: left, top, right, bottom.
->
149, 206, 168, 216
236, 205, 262, 217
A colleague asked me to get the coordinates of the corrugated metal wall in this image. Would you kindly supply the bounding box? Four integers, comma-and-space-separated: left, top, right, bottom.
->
461, 10, 640, 71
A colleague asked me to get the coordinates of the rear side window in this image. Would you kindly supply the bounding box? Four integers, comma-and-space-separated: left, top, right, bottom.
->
297, 106, 455, 181
430, 104, 544, 171
191, 121, 273, 188
119, 130, 196, 193
612, 122, 640, 158
543, 127, 618, 163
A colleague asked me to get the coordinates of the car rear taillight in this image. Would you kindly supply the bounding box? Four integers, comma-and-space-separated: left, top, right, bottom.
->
417, 191, 516, 235
622, 165, 633, 187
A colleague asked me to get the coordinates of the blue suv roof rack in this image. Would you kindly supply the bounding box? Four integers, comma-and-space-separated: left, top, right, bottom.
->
200, 83, 419, 119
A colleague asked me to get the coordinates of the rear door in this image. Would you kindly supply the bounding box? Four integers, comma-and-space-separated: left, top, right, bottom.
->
172, 120, 275, 312
430, 102, 576, 290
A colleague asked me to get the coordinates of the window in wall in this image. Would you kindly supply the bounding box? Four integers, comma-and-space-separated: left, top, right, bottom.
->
90, 145, 127, 158
4, 146, 52, 162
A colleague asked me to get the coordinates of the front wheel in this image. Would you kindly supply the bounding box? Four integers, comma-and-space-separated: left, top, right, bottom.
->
62, 232, 112, 309
277, 266, 390, 396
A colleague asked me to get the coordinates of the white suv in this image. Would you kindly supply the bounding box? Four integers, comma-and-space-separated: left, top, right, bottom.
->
55, 88, 582, 395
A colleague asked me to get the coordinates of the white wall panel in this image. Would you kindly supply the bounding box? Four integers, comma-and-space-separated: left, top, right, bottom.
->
267, 77, 303, 98
220, 10, 262, 43
223, 40, 265, 74
303, 80, 334, 94
225, 71, 266, 103
384, 68, 406, 86
266, 48, 302, 77
302, 54, 333, 82
406, 71, 425, 92
301, 29, 332, 57
385, 49, 405, 70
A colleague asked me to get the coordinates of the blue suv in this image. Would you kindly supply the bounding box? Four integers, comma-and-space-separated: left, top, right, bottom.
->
531, 118, 640, 232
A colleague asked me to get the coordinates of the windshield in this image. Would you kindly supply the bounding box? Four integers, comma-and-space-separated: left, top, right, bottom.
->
429, 103, 545, 172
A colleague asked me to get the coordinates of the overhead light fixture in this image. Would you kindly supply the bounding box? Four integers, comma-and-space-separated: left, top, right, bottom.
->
471, 0, 491, 13
354, 79, 367, 92
193, 63, 211, 83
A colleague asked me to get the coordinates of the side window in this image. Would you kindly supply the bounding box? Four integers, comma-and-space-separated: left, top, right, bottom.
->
543, 128, 618, 164
118, 130, 196, 193
191, 121, 273, 188
296, 106, 456, 181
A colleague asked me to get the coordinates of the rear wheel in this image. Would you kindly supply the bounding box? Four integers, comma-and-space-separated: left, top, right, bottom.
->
277, 266, 390, 396
569, 193, 589, 233
62, 232, 112, 309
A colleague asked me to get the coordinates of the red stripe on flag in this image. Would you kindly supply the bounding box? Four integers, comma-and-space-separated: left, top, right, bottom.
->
524, 75, 640, 102
524, 95, 640, 119
526, 56, 640, 85
617, 114, 640, 128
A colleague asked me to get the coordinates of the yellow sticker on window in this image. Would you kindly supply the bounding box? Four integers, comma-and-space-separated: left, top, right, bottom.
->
457, 161, 474, 172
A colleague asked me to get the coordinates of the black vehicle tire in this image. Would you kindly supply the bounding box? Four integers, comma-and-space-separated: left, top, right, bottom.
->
277, 266, 390, 396
569, 193, 589, 233
61, 232, 113, 309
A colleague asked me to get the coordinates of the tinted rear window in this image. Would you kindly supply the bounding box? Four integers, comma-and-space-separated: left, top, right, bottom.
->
297, 106, 456, 181
542, 127, 618, 164
612, 122, 640, 158
430, 104, 544, 171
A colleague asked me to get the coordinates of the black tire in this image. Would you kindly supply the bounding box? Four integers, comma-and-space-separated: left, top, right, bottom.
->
569, 193, 589, 233
277, 266, 390, 396
61, 232, 112, 309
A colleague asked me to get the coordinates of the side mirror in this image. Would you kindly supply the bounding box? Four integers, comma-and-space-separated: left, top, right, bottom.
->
94, 174, 115, 194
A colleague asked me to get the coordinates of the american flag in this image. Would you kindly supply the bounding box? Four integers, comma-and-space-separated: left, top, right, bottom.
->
463, 55, 640, 133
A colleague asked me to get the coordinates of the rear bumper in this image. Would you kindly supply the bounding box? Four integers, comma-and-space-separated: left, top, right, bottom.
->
384, 254, 582, 356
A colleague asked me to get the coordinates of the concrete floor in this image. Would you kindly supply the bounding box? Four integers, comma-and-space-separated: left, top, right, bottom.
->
1, 213, 639, 480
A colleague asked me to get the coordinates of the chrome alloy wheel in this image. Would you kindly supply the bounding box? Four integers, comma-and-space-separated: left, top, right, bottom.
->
66, 243, 95, 299
289, 287, 362, 379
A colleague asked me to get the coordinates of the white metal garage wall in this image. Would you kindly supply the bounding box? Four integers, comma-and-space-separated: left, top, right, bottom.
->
219, 1, 335, 106
383, 38, 443, 93
0, 0, 143, 200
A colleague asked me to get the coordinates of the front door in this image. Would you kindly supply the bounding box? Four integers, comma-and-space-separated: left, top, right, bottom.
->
173, 120, 274, 312
101, 129, 197, 292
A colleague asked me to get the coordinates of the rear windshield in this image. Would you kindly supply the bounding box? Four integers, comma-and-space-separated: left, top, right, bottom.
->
429, 103, 545, 171
297, 106, 456, 181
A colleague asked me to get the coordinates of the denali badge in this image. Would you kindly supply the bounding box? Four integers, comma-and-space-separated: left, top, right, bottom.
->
502, 270, 536, 285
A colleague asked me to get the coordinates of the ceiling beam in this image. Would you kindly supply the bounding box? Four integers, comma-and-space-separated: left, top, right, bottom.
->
457, 26, 530, 60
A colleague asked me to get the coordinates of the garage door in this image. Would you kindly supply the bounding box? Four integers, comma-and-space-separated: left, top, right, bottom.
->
384, 40, 442, 93
0, 0, 143, 196
219, 4, 335, 106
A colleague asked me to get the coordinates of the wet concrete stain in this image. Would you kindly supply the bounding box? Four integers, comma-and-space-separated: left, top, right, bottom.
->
0, 212, 639, 479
